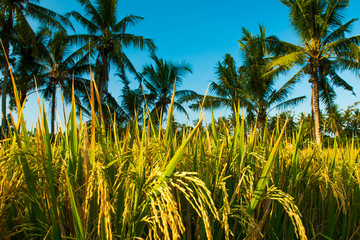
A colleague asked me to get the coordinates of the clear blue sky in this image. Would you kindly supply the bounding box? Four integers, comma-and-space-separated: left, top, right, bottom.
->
22, 0, 360, 127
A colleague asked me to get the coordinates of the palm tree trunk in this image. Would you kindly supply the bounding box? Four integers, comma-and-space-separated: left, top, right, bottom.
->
310, 87, 315, 141
1, 12, 13, 136
97, 49, 109, 124
20, 91, 27, 107
310, 58, 322, 146
1, 67, 9, 135
51, 82, 57, 134
258, 108, 266, 138
313, 79, 322, 146
99, 49, 110, 101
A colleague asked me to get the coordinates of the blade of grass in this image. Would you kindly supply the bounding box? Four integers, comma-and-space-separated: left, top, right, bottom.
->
292, 122, 303, 187
41, 102, 61, 239
65, 168, 86, 240
248, 119, 288, 215
164, 78, 177, 146
162, 115, 205, 179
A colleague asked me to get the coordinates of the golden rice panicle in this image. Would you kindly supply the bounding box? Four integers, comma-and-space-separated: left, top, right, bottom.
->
265, 186, 307, 240
144, 172, 184, 239
96, 163, 114, 240
216, 165, 232, 240
84, 162, 114, 240
170, 172, 219, 240
0, 159, 23, 232
84, 164, 96, 226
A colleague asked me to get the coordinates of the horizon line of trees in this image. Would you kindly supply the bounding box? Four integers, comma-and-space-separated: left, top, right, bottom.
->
1, 0, 360, 146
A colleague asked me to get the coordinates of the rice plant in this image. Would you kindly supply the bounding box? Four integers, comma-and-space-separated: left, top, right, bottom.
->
1, 65, 360, 240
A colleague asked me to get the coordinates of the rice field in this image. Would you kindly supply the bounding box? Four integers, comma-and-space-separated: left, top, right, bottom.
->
1, 77, 360, 240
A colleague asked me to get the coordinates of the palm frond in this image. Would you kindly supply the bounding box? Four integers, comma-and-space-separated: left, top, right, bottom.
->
173, 101, 189, 119
267, 51, 306, 70
270, 96, 306, 113
188, 95, 233, 111
117, 34, 156, 53
27, 3, 73, 31
323, 18, 357, 44
75, 0, 103, 28
113, 15, 144, 32
66, 11, 98, 33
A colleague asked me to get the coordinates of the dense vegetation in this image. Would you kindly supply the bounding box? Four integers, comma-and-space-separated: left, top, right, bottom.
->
2, 77, 360, 239
1, 0, 360, 239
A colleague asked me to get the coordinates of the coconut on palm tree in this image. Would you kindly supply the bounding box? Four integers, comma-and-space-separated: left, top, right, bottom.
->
272, 0, 360, 145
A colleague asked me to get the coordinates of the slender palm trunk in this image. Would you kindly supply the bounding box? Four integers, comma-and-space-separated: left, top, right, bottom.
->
310, 87, 315, 141
20, 89, 27, 107
1, 12, 13, 135
1, 67, 9, 135
257, 107, 266, 138
97, 49, 109, 123
99, 50, 109, 101
313, 77, 322, 146
51, 82, 57, 134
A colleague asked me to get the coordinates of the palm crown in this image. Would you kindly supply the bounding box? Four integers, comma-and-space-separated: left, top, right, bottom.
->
273, 0, 360, 144
68, 0, 156, 104
184, 26, 305, 135
39, 29, 90, 133
238, 26, 305, 134
0, 0, 72, 133
142, 54, 196, 123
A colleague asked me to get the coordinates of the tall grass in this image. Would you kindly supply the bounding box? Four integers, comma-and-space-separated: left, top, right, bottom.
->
1, 68, 360, 239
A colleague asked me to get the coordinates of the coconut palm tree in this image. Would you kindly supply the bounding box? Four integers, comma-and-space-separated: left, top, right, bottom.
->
272, 0, 360, 145
184, 27, 305, 136
268, 111, 297, 136
343, 104, 360, 137
10, 27, 50, 106
67, 0, 156, 108
77, 70, 147, 129
142, 54, 196, 123
297, 112, 314, 140
0, 0, 71, 134
238, 26, 305, 136
118, 75, 146, 123
183, 53, 245, 116
38, 29, 90, 134
325, 104, 344, 137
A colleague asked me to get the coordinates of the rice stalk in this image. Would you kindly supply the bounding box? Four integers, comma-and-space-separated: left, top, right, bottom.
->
264, 186, 307, 240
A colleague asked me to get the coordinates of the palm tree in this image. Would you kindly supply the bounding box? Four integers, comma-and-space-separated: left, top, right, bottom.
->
325, 104, 343, 137
11, 27, 50, 106
77, 71, 147, 129
273, 0, 360, 145
343, 104, 360, 137
185, 27, 305, 136
118, 76, 146, 123
0, 0, 71, 134
39, 29, 90, 134
67, 0, 156, 107
238, 27, 306, 135
268, 111, 297, 136
184, 54, 245, 116
297, 112, 315, 140
142, 54, 196, 123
